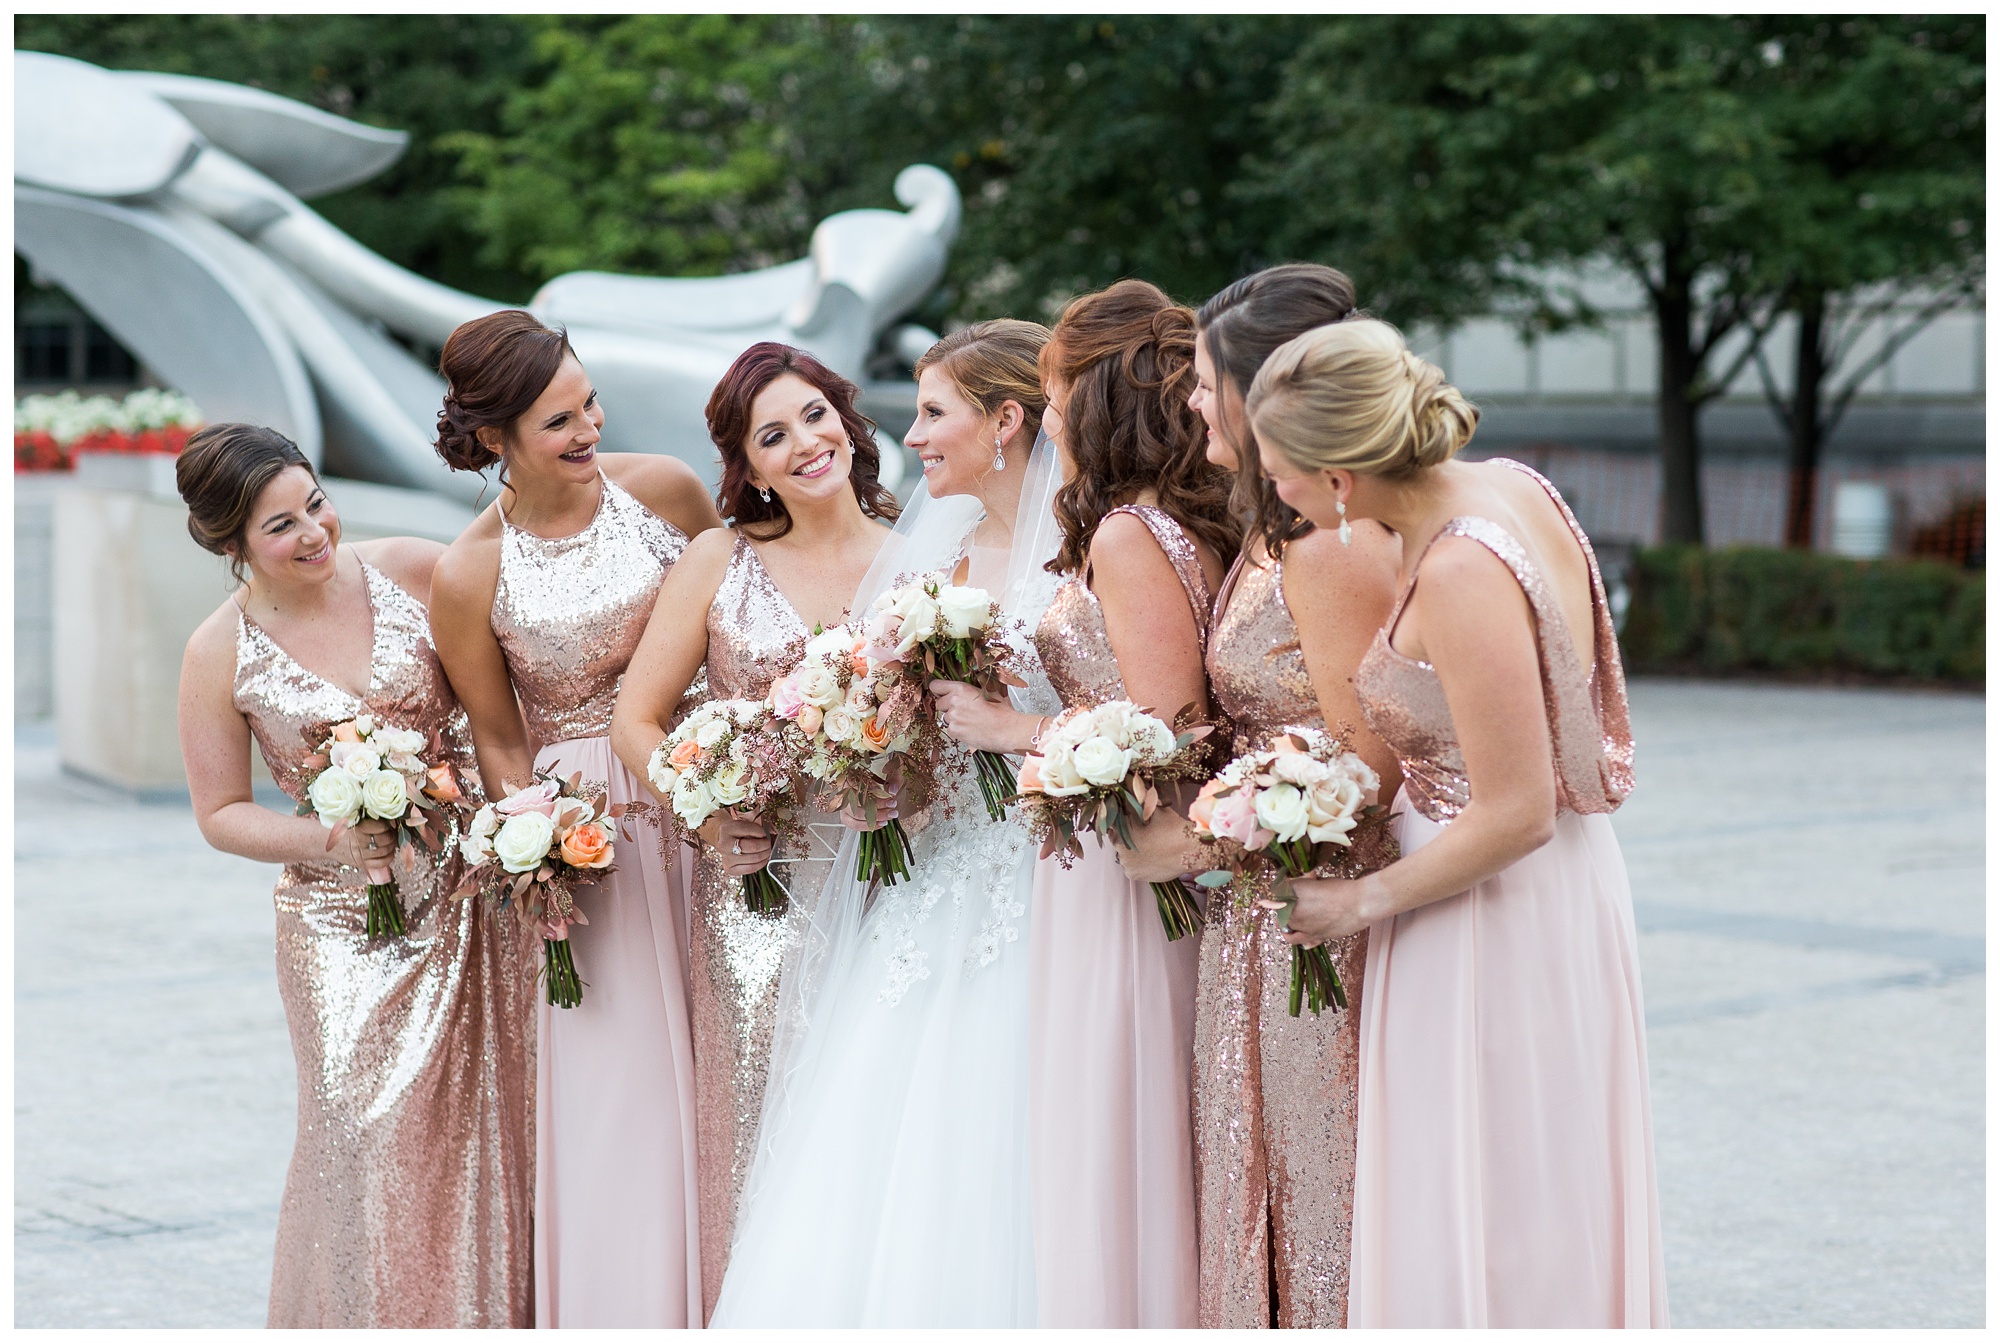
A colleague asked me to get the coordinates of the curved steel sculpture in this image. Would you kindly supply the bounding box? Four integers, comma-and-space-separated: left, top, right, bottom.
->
13, 50, 956, 502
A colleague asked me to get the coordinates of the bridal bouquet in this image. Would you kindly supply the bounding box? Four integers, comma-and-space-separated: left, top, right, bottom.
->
648, 698, 800, 915
1016, 699, 1213, 941
297, 712, 468, 939
456, 771, 621, 1009
860, 557, 1027, 821
768, 624, 932, 889
1189, 728, 1390, 1016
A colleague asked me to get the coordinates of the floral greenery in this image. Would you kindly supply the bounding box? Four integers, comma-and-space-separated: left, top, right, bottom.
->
1620, 545, 1984, 683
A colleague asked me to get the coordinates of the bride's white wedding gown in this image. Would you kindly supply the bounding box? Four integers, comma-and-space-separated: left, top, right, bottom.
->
708, 546, 1061, 1328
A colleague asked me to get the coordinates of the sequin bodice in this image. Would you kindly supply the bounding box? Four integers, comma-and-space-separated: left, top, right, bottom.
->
1206, 545, 1324, 758
1353, 459, 1635, 824
492, 474, 688, 747
1034, 504, 1214, 711
235, 559, 478, 809
705, 535, 810, 701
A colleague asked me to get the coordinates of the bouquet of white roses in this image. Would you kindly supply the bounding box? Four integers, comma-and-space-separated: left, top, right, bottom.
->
1188, 728, 1390, 1016
767, 624, 933, 890
297, 711, 468, 939
456, 771, 621, 1008
860, 557, 1027, 822
647, 698, 801, 915
1016, 699, 1214, 940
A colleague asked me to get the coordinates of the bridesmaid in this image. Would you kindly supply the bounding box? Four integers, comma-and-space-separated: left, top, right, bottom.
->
1246, 318, 1668, 1326
1031, 280, 1235, 1327
427, 310, 722, 1328
1117, 263, 1403, 1327
175, 424, 532, 1327
610, 341, 897, 1322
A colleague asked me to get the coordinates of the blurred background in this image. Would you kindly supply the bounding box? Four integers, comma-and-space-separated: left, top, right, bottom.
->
12, 14, 1985, 1328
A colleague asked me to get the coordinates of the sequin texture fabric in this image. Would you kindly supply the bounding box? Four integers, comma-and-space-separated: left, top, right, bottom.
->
1354, 458, 1635, 825
234, 560, 534, 1328
491, 474, 690, 748
688, 534, 832, 1321
1195, 543, 1367, 1328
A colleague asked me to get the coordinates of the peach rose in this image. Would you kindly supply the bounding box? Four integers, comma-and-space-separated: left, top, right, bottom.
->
796, 704, 823, 737
859, 714, 894, 753
330, 720, 362, 744
1017, 754, 1045, 793
1187, 782, 1221, 834
559, 820, 614, 870
422, 764, 464, 805
668, 737, 703, 770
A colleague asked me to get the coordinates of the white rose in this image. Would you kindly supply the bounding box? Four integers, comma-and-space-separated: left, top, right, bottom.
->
459, 832, 492, 866
360, 768, 410, 821
694, 713, 730, 750
493, 810, 556, 873
729, 699, 762, 726
887, 587, 940, 654
1037, 744, 1091, 797
385, 750, 426, 776
468, 805, 499, 842
709, 759, 750, 807
1126, 711, 1177, 762
1305, 775, 1366, 845
1269, 751, 1321, 788
329, 740, 382, 779
797, 664, 843, 710
822, 705, 861, 745
305, 767, 363, 826
647, 744, 679, 796
1253, 782, 1312, 843
551, 796, 593, 832
935, 585, 993, 639
671, 771, 715, 829
353, 712, 375, 736
844, 678, 874, 713
1049, 711, 1096, 752
1071, 735, 1133, 788
376, 725, 427, 754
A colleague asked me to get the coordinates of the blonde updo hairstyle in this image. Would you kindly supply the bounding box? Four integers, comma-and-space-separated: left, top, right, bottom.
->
912, 318, 1052, 444
1247, 318, 1479, 480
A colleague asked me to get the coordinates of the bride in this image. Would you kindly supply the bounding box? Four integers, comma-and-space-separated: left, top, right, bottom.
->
709, 321, 1063, 1327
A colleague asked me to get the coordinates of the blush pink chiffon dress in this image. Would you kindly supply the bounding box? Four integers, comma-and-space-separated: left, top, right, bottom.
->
1028, 503, 1209, 1328
1347, 459, 1668, 1327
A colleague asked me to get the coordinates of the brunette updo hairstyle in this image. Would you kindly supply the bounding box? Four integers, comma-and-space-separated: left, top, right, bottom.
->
1196, 263, 1358, 554
1040, 279, 1240, 575
705, 341, 900, 539
175, 422, 320, 583
434, 309, 573, 474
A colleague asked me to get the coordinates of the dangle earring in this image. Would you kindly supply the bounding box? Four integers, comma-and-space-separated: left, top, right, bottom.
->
759, 485, 772, 504
992, 430, 1006, 472
1336, 499, 1352, 546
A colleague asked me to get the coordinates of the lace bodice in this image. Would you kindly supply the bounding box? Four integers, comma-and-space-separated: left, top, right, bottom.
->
1206, 543, 1324, 758
491, 473, 688, 748
1353, 459, 1635, 824
1033, 504, 1214, 712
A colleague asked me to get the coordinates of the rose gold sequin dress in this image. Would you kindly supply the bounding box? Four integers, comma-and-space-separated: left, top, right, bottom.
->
1028, 504, 1206, 1328
489, 474, 701, 1328
1194, 541, 1369, 1328
1347, 459, 1666, 1327
688, 534, 833, 1322
233, 558, 533, 1328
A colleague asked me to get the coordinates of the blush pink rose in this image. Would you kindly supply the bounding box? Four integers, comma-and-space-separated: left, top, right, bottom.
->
770, 675, 806, 721
1206, 792, 1272, 851
495, 778, 560, 818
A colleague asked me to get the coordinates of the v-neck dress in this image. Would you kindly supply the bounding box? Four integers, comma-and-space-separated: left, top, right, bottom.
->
233, 558, 534, 1327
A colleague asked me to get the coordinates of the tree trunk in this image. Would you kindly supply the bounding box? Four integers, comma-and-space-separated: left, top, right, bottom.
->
1653, 268, 1705, 546
1782, 291, 1827, 549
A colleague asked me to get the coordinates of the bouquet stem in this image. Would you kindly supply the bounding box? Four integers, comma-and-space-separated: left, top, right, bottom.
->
364, 881, 407, 939
856, 817, 915, 888
972, 750, 1016, 822
1151, 878, 1203, 942
741, 866, 789, 916
543, 937, 583, 1009
1272, 846, 1346, 1017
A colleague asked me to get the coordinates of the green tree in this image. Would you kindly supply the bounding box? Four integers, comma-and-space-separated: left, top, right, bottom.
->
16, 13, 547, 300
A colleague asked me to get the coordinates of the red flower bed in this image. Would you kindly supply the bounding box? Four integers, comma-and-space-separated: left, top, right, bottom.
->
14, 425, 195, 473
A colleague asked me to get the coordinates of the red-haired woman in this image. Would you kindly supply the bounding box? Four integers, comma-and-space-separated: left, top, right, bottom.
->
428, 310, 722, 1327
611, 340, 897, 1320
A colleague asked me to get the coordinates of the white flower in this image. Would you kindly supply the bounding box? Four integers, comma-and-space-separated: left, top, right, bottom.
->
1253, 782, 1312, 843
360, 768, 410, 821
1037, 744, 1092, 797
468, 805, 500, 842
493, 810, 556, 873
1049, 710, 1096, 752
551, 796, 593, 832
1072, 735, 1134, 788
1304, 773, 1367, 845
385, 750, 426, 776
822, 705, 862, 745
935, 585, 993, 639
329, 740, 382, 779
796, 664, 843, 710
843, 679, 874, 713
305, 767, 363, 826
729, 699, 762, 726
671, 771, 715, 829
354, 713, 375, 737
709, 759, 750, 807
1269, 751, 1322, 788
375, 725, 427, 755
460, 832, 493, 866
694, 713, 730, 750
883, 585, 940, 655
803, 627, 853, 662
647, 744, 679, 796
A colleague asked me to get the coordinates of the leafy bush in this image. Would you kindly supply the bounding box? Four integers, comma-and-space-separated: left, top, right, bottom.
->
1621, 545, 1984, 683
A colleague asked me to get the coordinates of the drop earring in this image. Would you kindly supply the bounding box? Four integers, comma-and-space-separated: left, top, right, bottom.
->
759, 486, 772, 504
992, 430, 1006, 472
1336, 499, 1352, 546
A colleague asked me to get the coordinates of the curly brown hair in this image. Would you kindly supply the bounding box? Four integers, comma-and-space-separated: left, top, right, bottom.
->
705, 341, 899, 539
1040, 280, 1240, 576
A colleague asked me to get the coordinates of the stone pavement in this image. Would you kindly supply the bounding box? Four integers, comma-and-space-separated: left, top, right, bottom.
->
12, 681, 1986, 1327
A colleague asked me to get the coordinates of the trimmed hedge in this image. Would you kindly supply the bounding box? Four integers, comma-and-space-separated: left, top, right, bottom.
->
1620, 546, 1985, 684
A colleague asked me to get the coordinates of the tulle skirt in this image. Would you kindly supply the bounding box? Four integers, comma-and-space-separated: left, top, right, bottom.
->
709, 801, 1038, 1327
1347, 791, 1669, 1327
1027, 837, 1200, 1328
532, 735, 702, 1328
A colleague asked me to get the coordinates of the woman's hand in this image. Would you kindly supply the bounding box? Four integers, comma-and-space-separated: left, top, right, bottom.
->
928, 680, 1042, 755
1113, 804, 1206, 884
699, 810, 774, 877
327, 818, 396, 882
1281, 873, 1380, 946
